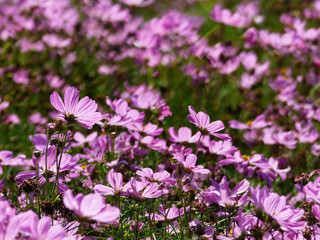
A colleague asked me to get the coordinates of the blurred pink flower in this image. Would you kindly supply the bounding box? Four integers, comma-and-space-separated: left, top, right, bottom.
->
63, 190, 120, 223
13, 69, 29, 84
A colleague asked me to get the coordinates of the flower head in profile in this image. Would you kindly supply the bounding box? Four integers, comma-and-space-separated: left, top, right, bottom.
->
50, 87, 102, 129
188, 106, 230, 140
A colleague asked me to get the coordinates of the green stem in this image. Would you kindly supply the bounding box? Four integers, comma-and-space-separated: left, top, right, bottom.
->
44, 137, 50, 198
195, 134, 202, 155
135, 205, 140, 240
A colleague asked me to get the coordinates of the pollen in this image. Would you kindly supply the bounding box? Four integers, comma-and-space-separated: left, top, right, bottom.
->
81, 163, 87, 170
241, 154, 250, 161
246, 120, 253, 126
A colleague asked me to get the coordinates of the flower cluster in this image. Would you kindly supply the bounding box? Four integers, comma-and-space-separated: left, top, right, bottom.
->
1, 0, 320, 239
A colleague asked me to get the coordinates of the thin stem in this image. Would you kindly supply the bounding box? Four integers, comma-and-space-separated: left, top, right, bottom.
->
195, 134, 202, 155
36, 157, 39, 186
135, 205, 140, 240
36, 156, 41, 217
56, 132, 68, 193
44, 137, 50, 198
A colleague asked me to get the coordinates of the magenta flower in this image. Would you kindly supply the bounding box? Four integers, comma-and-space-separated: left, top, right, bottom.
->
188, 106, 230, 140
189, 220, 214, 239
168, 127, 201, 143
202, 137, 237, 156
136, 168, 174, 184
0, 151, 31, 175
94, 169, 124, 196
72, 131, 97, 147
229, 114, 271, 130
122, 177, 163, 199
250, 186, 306, 233
304, 176, 320, 204
63, 190, 120, 223
0, 204, 65, 240
50, 87, 102, 129
132, 122, 163, 136
174, 153, 210, 175
28, 112, 48, 125
22, 211, 66, 240
147, 205, 187, 221
202, 176, 249, 207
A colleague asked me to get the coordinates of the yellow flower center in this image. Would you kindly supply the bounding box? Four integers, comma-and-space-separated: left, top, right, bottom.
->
241, 155, 250, 161
246, 120, 253, 126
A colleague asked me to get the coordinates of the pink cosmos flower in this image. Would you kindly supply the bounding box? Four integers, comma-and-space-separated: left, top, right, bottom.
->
189, 219, 214, 239
15, 146, 77, 192
29, 133, 48, 151
0, 204, 66, 240
72, 131, 97, 147
94, 169, 125, 196
50, 87, 102, 129
201, 137, 237, 156
273, 130, 297, 149
0, 151, 31, 175
210, 2, 259, 28
122, 177, 163, 199
188, 106, 230, 140
120, 0, 153, 7
147, 205, 186, 221
13, 69, 29, 84
136, 168, 174, 184
0, 97, 9, 113
250, 186, 306, 233
168, 127, 201, 144
21, 211, 66, 240
131, 122, 163, 136
28, 112, 48, 125
4, 113, 20, 124
63, 190, 120, 223
174, 153, 210, 175
229, 114, 271, 130
202, 176, 249, 207
304, 176, 320, 204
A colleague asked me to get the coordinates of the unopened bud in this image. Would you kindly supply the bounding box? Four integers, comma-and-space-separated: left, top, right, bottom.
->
42, 201, 55, 215
50, 136, 59, 145
46, 123, 56, 135
33, 149, 42, 158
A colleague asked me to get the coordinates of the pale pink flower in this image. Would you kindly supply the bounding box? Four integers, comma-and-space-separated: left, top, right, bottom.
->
63, 190, 120, 223
50, 87, 102, 129
188, 106, 230, 140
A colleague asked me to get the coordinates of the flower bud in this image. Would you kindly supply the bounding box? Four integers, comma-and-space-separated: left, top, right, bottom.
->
46, 123, 56, 135
33, 149, 42, 158
50, 135, 59, 145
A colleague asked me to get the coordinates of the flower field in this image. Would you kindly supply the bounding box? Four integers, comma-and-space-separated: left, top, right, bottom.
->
1, 0, 320, 239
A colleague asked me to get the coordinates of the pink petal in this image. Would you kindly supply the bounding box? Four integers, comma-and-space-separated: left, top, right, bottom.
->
64, 87, 79, 114
50, 91, 65, 113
